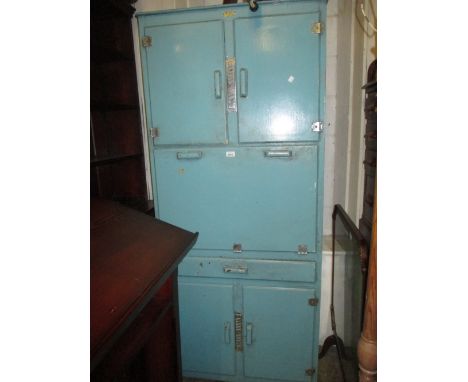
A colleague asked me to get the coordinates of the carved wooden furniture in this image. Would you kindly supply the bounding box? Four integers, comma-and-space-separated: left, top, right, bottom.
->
359, 60, 377, 246
357, 59, 377, 382
357, 188, 377, 382
90, 198, 198, 381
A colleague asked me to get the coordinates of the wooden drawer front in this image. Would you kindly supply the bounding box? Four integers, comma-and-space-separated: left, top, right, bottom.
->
179, 257, 316, 283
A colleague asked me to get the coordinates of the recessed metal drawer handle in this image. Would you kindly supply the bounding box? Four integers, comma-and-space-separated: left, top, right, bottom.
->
246, 322, 253, 345
176, 151, 203, 160
223, 265, 248, 274
224, 322, 231, 344
264, 150, 292, 158
240, 68, 248, 98
214, 70, 222, 99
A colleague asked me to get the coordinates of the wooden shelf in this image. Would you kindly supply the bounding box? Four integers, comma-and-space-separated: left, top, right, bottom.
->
91, 0, 147, 212
91, 102, 139, 112
91, 153, 142, 166
91, 0, 136, 20
113, 198, 155, 214
91, 41, 134, 64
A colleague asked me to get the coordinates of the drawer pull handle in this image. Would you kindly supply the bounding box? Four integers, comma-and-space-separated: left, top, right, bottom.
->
240, 68, 248, 98
246, 322, 253, 345
177, 151, 203, 160
214, 70, 222, 99
264, 150, 292, 158
224, 322, 231, 344
223, 265, 248, 274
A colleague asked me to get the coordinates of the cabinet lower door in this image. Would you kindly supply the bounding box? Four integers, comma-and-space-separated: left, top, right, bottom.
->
178, 280, 236, 376
243, 286, 317, 381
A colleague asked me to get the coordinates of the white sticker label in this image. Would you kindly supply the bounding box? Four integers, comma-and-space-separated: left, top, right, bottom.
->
226, 151, 236, 158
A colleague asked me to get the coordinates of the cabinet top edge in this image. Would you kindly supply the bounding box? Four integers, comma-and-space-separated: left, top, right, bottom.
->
135, 0, 325, 18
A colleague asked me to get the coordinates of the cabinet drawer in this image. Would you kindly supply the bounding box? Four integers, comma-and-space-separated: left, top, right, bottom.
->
179, 257, 316, 283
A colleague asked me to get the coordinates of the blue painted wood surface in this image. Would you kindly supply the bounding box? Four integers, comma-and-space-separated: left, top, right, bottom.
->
179, 281, 236, 376
243, 285, 317, 381
234, 12, 321, 143
179, 257, 317, 283
138, 1, 326, 380
153, 145, 319, 253
144, 20, 227, 145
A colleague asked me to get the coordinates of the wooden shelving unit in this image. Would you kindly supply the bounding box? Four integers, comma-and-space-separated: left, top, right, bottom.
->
90, 0, 150, 213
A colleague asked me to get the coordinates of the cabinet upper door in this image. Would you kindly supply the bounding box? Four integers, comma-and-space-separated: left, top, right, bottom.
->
234, 12, 322, 143
143, 20, 227, 145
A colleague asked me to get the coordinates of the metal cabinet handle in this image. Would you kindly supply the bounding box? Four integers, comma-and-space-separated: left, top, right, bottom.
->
224, 322, 231, 344
240, 68, 248, 98
246, 322, 253, 345
264, 150, 292, 158
223, 265, 248, 274
176, 151, 203, 160
214, 70, 222, 99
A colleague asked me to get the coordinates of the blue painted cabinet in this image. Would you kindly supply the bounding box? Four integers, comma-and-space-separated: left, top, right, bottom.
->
138, 1, 326, 381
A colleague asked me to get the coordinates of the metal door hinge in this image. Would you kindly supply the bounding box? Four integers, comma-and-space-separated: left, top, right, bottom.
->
150, 127, 159, 138
311, 121, 323, 132
308, 298, 319, 306
234, 312, 243, 352
312, 22, 323, 34
233, 243, 242, 253
298, 245, 308, 255
142, 35, 152, 47
306, 368, 316, 376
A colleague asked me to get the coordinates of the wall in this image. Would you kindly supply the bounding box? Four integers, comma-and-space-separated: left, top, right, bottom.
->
320, 0, 377, 344
345, 0, 377, 224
